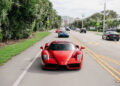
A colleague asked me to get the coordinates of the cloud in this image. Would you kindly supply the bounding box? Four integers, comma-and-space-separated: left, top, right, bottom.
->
49, 0, 120, 17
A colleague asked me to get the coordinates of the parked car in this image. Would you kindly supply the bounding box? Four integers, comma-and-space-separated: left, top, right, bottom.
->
40, 41, 85, 70
58, 31, 69, 38
102, 31, 119, 41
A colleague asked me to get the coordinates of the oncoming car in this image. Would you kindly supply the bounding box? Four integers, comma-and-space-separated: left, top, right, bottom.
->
40, 41, 85, 70
80, 29, 86, 33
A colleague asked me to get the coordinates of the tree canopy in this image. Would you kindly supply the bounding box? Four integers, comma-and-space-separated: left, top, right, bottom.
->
70, 10, 120, 31
0, 0, 61, 41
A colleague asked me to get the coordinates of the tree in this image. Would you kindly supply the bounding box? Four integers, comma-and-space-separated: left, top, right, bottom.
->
0, 0, 61, 41
0, 0, 12, 41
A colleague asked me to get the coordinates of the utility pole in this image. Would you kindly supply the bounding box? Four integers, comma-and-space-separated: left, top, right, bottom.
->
82, 14, 84, 29
103, 0, 106, 32
77, 20, 79, 28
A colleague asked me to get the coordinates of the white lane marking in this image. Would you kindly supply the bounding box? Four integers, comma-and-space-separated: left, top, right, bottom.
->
12, 52, 41, 86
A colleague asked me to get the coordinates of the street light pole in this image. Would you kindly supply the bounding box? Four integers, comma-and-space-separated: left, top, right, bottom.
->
77, 20, 78, 28
103, 0, 106, 32
82, 14, 84, 29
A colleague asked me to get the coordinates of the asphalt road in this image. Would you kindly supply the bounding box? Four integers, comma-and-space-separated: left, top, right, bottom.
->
0, 29, 120, 86
71, 30, 120, 71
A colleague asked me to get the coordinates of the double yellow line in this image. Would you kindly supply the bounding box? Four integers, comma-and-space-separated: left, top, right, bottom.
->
98, 55, 120, 66
70, 35, 120, 82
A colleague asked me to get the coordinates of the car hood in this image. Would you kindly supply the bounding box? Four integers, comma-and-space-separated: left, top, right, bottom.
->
49, 50, 74, 65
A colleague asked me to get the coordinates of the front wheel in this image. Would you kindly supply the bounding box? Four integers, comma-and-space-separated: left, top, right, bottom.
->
116, 39, 119, 41
106, 37, 109, 40
102, 36, 104, 40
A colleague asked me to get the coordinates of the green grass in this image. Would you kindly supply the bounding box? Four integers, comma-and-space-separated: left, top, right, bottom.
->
0, 32, 51, 65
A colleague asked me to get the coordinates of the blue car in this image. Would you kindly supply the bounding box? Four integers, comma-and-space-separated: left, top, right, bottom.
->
58, 31, 69, 38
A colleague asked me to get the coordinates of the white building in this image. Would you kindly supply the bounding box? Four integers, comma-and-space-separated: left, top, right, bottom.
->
61, 16, 75, 26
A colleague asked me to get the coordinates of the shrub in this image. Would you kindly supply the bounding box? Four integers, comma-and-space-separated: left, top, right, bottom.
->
0, 33, 3, 42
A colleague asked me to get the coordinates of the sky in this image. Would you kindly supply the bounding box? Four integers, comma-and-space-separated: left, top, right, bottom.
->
49, 0, 120, 18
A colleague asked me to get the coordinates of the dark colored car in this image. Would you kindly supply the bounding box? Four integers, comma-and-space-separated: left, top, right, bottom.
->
40, 41, 85, 70
80, 29, 86, 33
102, 31, 119, 41
58, 31, 69, 38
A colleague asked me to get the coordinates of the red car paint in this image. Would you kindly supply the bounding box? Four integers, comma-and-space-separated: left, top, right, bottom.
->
40, 41, 85, 70
56, 29, 61, 33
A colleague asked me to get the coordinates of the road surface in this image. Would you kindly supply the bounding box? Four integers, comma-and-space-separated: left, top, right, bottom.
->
0, 29, 120, 86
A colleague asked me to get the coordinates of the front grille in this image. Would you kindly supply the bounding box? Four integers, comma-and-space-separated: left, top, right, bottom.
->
45, 64, 57, 68
58, 65, 67, 70
68, 63, 80, 68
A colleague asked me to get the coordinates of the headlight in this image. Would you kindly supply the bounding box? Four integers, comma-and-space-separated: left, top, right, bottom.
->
77, 55, 81, 60
43, 55, 47, 60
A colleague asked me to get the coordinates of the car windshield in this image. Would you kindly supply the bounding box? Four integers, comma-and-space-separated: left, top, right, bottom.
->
106, 31, 118, 34
48, 43, 75, 51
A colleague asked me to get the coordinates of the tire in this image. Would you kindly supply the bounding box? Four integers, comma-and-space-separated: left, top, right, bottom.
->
117, 39, 119, 41
106, 37, 109, 40
102, 36, 104, 40
113, 38, 118, 41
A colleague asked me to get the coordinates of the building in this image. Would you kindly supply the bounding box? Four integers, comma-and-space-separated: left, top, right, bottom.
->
61, 16, 75, 27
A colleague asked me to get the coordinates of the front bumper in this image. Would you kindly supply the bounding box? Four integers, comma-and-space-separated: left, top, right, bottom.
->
43, 63, 82, 70
58, 35, 69, 37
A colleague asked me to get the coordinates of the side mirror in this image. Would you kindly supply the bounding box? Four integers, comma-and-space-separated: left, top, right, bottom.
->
45, 43, 49, 48
76, 45, 79, 48
40, 46, 43, 49
80, 46, 85, 50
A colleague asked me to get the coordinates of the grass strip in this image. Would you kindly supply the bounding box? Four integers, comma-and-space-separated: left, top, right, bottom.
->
0, 32, 51, 65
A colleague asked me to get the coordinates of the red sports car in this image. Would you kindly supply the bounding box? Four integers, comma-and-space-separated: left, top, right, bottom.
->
56, 29, 61, 33
40, 41, 85, 70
